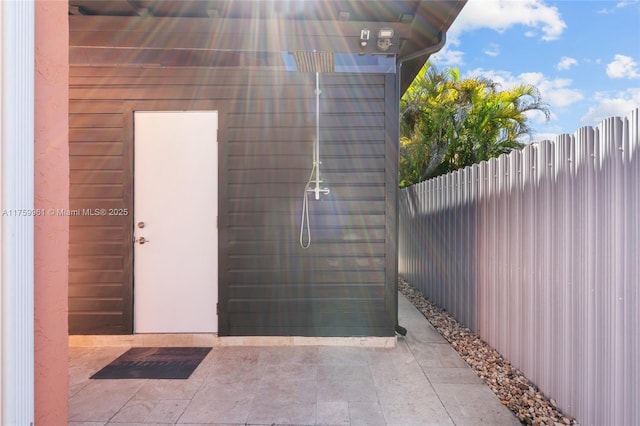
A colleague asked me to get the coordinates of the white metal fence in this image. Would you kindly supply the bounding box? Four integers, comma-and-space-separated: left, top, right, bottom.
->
398, 108, 639, 426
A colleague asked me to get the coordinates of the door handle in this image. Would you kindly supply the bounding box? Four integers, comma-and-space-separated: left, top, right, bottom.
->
135, 236, 149, 244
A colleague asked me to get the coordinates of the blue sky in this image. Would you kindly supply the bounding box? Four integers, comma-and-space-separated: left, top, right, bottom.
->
429, 0, 640, 142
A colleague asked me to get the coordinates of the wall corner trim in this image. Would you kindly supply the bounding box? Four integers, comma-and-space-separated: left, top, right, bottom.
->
1, 1, 35, 425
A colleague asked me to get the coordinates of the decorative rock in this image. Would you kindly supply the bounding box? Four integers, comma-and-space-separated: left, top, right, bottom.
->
399, 278, 580, 426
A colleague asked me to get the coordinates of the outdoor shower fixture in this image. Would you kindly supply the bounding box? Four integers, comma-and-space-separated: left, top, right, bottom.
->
306, 72, 330, 202
299, 71, 330, 248
295, 51, 333, 248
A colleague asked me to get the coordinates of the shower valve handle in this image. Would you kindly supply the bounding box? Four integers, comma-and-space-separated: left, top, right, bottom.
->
307, 186, 330, 200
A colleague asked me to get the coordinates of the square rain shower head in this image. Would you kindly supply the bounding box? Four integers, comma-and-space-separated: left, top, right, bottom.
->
291, 51, 335, 73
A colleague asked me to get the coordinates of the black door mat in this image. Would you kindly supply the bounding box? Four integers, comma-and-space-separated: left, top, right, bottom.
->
90, 347, 212, 379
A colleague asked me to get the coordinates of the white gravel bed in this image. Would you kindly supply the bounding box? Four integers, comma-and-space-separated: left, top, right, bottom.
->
399, 277, 579, 426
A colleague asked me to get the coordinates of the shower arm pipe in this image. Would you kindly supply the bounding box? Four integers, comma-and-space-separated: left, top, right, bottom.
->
315, 71, 320, 196
308, 71, 330, 200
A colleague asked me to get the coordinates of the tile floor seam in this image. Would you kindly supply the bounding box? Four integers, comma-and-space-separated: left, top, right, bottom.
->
313, 399, 318, 426
243, 367, 270, 426
399, 335, 460, 425
172, 396, 192, 424
165, 397, 191, 425
419, 359, 470, 425
104, 379, 149, 425
68, 379, 89, 399
173, 364, 216, 425
367, 361, 387, 426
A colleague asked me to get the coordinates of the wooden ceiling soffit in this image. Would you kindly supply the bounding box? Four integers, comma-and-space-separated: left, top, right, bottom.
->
69, 16, 414, 65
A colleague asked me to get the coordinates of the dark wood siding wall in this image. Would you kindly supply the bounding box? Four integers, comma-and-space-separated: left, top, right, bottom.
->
69, 68, 129, 334
69, 66, 397, 336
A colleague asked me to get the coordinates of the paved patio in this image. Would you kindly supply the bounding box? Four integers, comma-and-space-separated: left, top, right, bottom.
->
68, 294, 521, 425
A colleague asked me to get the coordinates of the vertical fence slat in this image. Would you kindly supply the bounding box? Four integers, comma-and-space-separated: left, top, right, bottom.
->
478, 161, 488, 335
507, 150, 521, 366
397, 108, 640, 426
535, 139, 552, 391
620, 113, 634, 426
469, 164, 479, 331
495, 155, 507, 355
466, 167, 473, 327
574, 126, 592, 420
487, 158, 497, 344
520, 144, 536, 376
606, 116, 626, 426
600, 119, 612, 425
629, 108, 640, 426
555, 133, 574, 409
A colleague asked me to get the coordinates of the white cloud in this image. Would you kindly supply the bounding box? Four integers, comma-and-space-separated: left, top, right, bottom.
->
448, 0, 567, 42
598, 0, 638, 14
616, 1, 640, 9
430, 45, 465, 66
527, 76, 584, 108
526, 109, 555, 125
519, 120, 565, 143
580, 89, 640, 125
464, 68, 584, 109
436, 0, 566, 65
483, 43, 500, 57
556, 56, 578, 71
606, 54, 640, 79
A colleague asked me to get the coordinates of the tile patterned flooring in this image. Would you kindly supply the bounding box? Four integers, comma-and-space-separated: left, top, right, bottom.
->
69, 294, 521, 425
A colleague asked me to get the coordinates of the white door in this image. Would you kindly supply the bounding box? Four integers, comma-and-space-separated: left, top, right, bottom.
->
134, 111, 218, 333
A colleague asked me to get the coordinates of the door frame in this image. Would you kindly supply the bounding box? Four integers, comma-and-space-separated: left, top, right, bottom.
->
123, 100, 227, 334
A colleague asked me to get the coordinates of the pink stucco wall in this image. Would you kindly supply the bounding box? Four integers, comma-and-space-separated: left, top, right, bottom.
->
34, 0, 69, 424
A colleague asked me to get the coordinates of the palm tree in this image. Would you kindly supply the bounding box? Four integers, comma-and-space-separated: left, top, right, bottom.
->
399, 64, 550, 187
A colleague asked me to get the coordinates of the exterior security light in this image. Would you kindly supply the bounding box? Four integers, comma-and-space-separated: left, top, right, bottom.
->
360, 28, 370, 47
377, 27, 394, 52
378, 28, 394, 39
